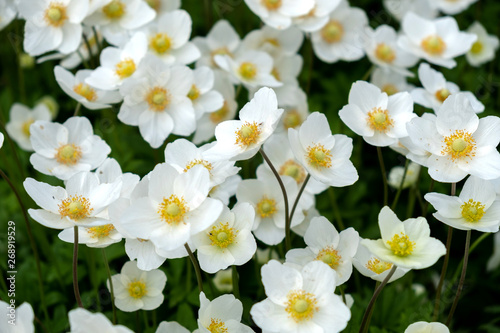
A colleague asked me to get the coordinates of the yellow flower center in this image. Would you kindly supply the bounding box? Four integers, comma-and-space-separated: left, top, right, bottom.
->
211, 47, 232, 66
158, 194, 189, 225
184, 159, 213, 174
442, 130, 476, 161
210, 101, 230, 124
306, 144, 332, 169
264, 38, 280, 47
238, 62, 258, 80
256, 196, 277, 218
187, 84, 201, 101
282, 110, 302, 129
87, 224, 115, 239
271, 67, 281, 81
235, 121, 261, 147
279, 160, 306, 184
207, 318, 228, 333
146, 87, 170, 111
261, 0, 282, 10
285, 290, 318, 323
208, 222, 237, 249
321, 20, 344, 43
128, 280, 147, 299
58, 195, 93, 221
387, 232, 415, 257
22, 119, 35, 137
435, 88, 451, 103
365, 257, 393, 274
115, 58, 136, 79
145, 0, 161, 12
375, 43, 396, 63
55, 143, 82, 165
315, 246, 342, 269
150, 33, 171, 54
44, 3, 67, 27
103, 0, 126, 19
382, 84, 398, 96
421, 35, 446, 56
367, 107, 394, 132
461, 199, 485, 222
73, 83, 98, 102
470, 41, 483, 55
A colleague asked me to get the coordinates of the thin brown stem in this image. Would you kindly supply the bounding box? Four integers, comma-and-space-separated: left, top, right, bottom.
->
376, 146, 388, 206
391, 159, 409, 210
289, 174, 310, 224
73, 227, 83, 307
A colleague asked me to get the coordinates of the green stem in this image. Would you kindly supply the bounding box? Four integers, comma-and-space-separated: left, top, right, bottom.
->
74, 103, 81, 117
361, 65, 375, 81
450, 232, 490, 284
421, 179, 435, 217
328, 187, 345, 230
289, 174, 310, 226
232, 265, 240, 300
92, 26, 102, 55
376, 146, 388, 206
391, 159, 409, 210
102, 248, 117, 324
73, 226, 83, 307
362, 282, 381, 333
185, 243, 203, 292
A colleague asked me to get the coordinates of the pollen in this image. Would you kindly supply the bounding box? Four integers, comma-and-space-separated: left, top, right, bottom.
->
470, 41, 483, 55
285, 290, 318, 323
239, 62, 258, 80
367, 107, 394, 132
235, 121, 261, 147
187, 84, 201, 101
55, 143, 82, 165
387, 232, 415, 257
306, 143, 332, 169
73, 83, 98, 102
461, 199, 485, 222
421, 35, 446, 56
184, 159, 213, 174
321, 20, 344, 44
146, 87, 170, 111
115, 58, 136, 79
22, 119, 35, 137
58, 195, 93, 221
282, 110, 302, 129
279, 160, 306, 184
366, 257, 393, 274
207, 318, 228, 333
256, 196, 277, 218
208, 222, 237, 249
262, 0, 282, 10
44, 2, 67, 27
128, 280, 147, 299
210, 101, 229, 124
150, 33, 171, 54
382, 84, 398, 96
442, 130, 476, 161
103, 0, 126, 19
435, 88, 451, 103
375, 43, 396, 63
315, 246, 342, 269
158, 194, 189, 225
87, 224, 115, 239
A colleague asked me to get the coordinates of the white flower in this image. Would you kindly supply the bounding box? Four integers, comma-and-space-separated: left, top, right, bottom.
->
274, 85, 310, 134
0, 132, 3, 148
29, 117, 111, 180
404, 321, 450, 333
124, 238, 167, 271
0, 0, 16, 31
19, 0, 89, 56
187, 66, 224, 119
69, 308, 134, 332
209, 174, 242, 206
339, 80, 416, 147
205, 87, 283, 161
58, 223, 122, 247
241, 25, 304, 57
371, 67, 414, 96
388, 162, 421, 189
109, 260, 167, 312
118, 56, 196, 148
251, 260, 351, 333
156, 321, 189, 333
144, 10, 200, 65
433, 0, 478, 15
398, 12, 477, 68
194, 292, 254, 333
286, 216, 359, 286
466, 21, 500, 67
411, 63, 484, 114
95, 158, 140, 200
311, 0, 368, 63
362, 206, 446, 270
487, 231, 500, 271
293, 0, 341, 32
0, 301, 34, 333
6, 103, 51, 151
54, 66, 122, 110
425, 176, 500, 232
289, 112, 358, 187
406, 93, 500, 182
352, 241, 410, 283
383, 0, 437, 22
213, 269, 233, 292
244, 0, 315, 30
24, 171, 122, 229
145, 0, 181, 15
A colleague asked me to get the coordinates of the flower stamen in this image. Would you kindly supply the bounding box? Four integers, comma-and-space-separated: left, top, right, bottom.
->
158, 194, 189, 225
387, 232, 415, 257
461, 199, 485, 222
285, 290, 318, 323
58, 195, 93, 221
306, 144, 332, 169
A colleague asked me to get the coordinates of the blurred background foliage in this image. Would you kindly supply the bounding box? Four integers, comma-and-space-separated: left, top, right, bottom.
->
1, 0, 500, 332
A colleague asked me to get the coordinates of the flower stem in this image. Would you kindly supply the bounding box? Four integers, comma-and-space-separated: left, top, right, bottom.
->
73, 226, 83, 307
232, 265, 240, 299
391, 159, 409, 210
73, 103, 81, 117
185, 243, 203, 292
446, 229, 471, 327
450, 232, 490, 284
289, 174, 310, 224
358, 265, 397, 333
376, 146, 388, 206
362, 281, 381, 333
328, 187, 345, 230
102, 248, 117, 324
260, 148, 291, 251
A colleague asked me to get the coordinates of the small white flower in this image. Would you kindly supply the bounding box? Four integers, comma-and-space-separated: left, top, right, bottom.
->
213, 269, 233, 292
0, 301, 34, 333
156, 321, 190, 333
244, 0, 315, 30
58, 223, 122, 248
69, 308, 134, 332
433, 0, 478, 15
145, 0, 181, 15
0, 0, 16, 31
293, 0, 341, 32
466, 21, 500, 67
241, 25, 304, 57
209, 174, 242, 206
487, 231, 500, 271
404, 321, 450, 333
370, 67, 414, 96
383, 0, 437, 22
388, 162, 421, 189
124, 238, 167, 271
6, 103, 51, 151
109, 260, 167, 312
187, 66, 224, 119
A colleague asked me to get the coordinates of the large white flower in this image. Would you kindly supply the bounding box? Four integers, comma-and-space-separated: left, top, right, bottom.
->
293, 0, 341, 32
29, 117, 111, 180
406, 93, 500, 182
0, 301, 34, 333
398, 12, 477, 68
251, 260, 351, 333
289, 112, 358, 187
404, 321, 449, 333
425, 176, 500, 232
362, 206, 446, 270
69, 308, 134, 333
6, 103, 52, 151
466, 21, 500, 67
244, 0, 314, 30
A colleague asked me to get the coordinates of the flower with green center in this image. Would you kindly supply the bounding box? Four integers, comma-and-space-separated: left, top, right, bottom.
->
197, 292, 253, 333
466, 21, 500, 67
5, 103, 51, 152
